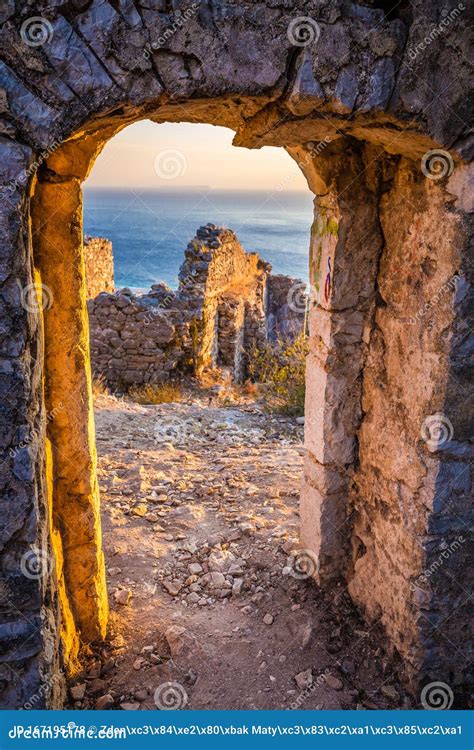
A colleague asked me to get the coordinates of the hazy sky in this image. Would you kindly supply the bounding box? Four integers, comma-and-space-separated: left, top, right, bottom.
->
85, 120, 308, 191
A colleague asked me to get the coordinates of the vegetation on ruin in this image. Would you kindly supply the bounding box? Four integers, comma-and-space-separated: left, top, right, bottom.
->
248, 332, 308, 416
128, 382, 183, 405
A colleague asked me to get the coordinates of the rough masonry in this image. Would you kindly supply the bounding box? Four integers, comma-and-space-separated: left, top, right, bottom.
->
0, 0, 471, 708
87, 225, 302, 387
84, 236, 114, 300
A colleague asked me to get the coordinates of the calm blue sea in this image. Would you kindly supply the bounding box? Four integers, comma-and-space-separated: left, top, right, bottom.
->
83, 188, 312, 290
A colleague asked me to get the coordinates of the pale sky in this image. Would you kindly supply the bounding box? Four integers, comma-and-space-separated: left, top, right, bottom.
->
85, 120, 308, 191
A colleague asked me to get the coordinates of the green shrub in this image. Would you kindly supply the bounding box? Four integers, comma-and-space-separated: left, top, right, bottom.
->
248, 332, 308, 416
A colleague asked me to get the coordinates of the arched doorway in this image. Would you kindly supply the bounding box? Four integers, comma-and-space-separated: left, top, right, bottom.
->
1, 2, 470, 708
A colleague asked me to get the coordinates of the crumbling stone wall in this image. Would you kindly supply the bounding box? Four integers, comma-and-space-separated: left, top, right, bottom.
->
348, 158, 473, 688
217, 294, 247, 380
179, 224, 268, 377
87, 226, 293, 386
83, 236, 114, 299
88, 290, 183, 386
0, 0, 471, 708
266, 274, 307, 342
297, 139, 472, 693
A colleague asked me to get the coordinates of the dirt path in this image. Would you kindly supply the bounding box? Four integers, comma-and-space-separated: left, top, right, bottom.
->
68, 392, 410, 710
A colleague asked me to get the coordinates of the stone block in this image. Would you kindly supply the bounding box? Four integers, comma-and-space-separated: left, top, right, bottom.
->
287, 51, 324, 116
300, 478, 349, 580
303, 451, 348, 495
304, 354, 357, 465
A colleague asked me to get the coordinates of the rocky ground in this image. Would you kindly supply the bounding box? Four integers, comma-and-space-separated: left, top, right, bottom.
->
67, 390, 411, 711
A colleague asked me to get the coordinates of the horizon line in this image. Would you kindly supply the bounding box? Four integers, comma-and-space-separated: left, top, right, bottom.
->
84, 185, 310, 193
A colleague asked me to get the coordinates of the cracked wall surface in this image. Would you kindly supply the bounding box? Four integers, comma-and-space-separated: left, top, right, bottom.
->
0, 0, 472, 707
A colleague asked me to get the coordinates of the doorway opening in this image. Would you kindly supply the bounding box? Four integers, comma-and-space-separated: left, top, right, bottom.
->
29, 117, 403, 709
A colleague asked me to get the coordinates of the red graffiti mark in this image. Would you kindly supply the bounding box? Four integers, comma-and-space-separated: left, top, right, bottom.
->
324, 257, 332, 304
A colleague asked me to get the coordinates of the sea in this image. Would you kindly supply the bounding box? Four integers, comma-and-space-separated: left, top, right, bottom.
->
83, 188, 313, 291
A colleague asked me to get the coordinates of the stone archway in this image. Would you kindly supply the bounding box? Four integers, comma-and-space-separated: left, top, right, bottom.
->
0, 1, 471, 708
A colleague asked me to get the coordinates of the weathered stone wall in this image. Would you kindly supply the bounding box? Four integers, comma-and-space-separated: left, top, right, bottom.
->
83, 236, 114, 299
292, 137, 473, 693
0, 142, 65, 710
30, 176, 108, 691
87, 290, 185, 386
348, 159, 473, 689
180, 224, 268, 376
297, 139, 472, 691
298, 139, 384, 616
266, 274, 307, 342
217, 294, 246, 380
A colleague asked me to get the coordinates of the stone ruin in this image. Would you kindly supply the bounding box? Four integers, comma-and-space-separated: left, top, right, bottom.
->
83, 236, 114, 299
86, 225, 305, 387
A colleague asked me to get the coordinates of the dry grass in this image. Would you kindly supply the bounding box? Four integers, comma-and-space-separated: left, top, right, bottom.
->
92, 374, 109, 396
128, 382, 183, 405
199, 368, 229, 389
242, 380, 259, 396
